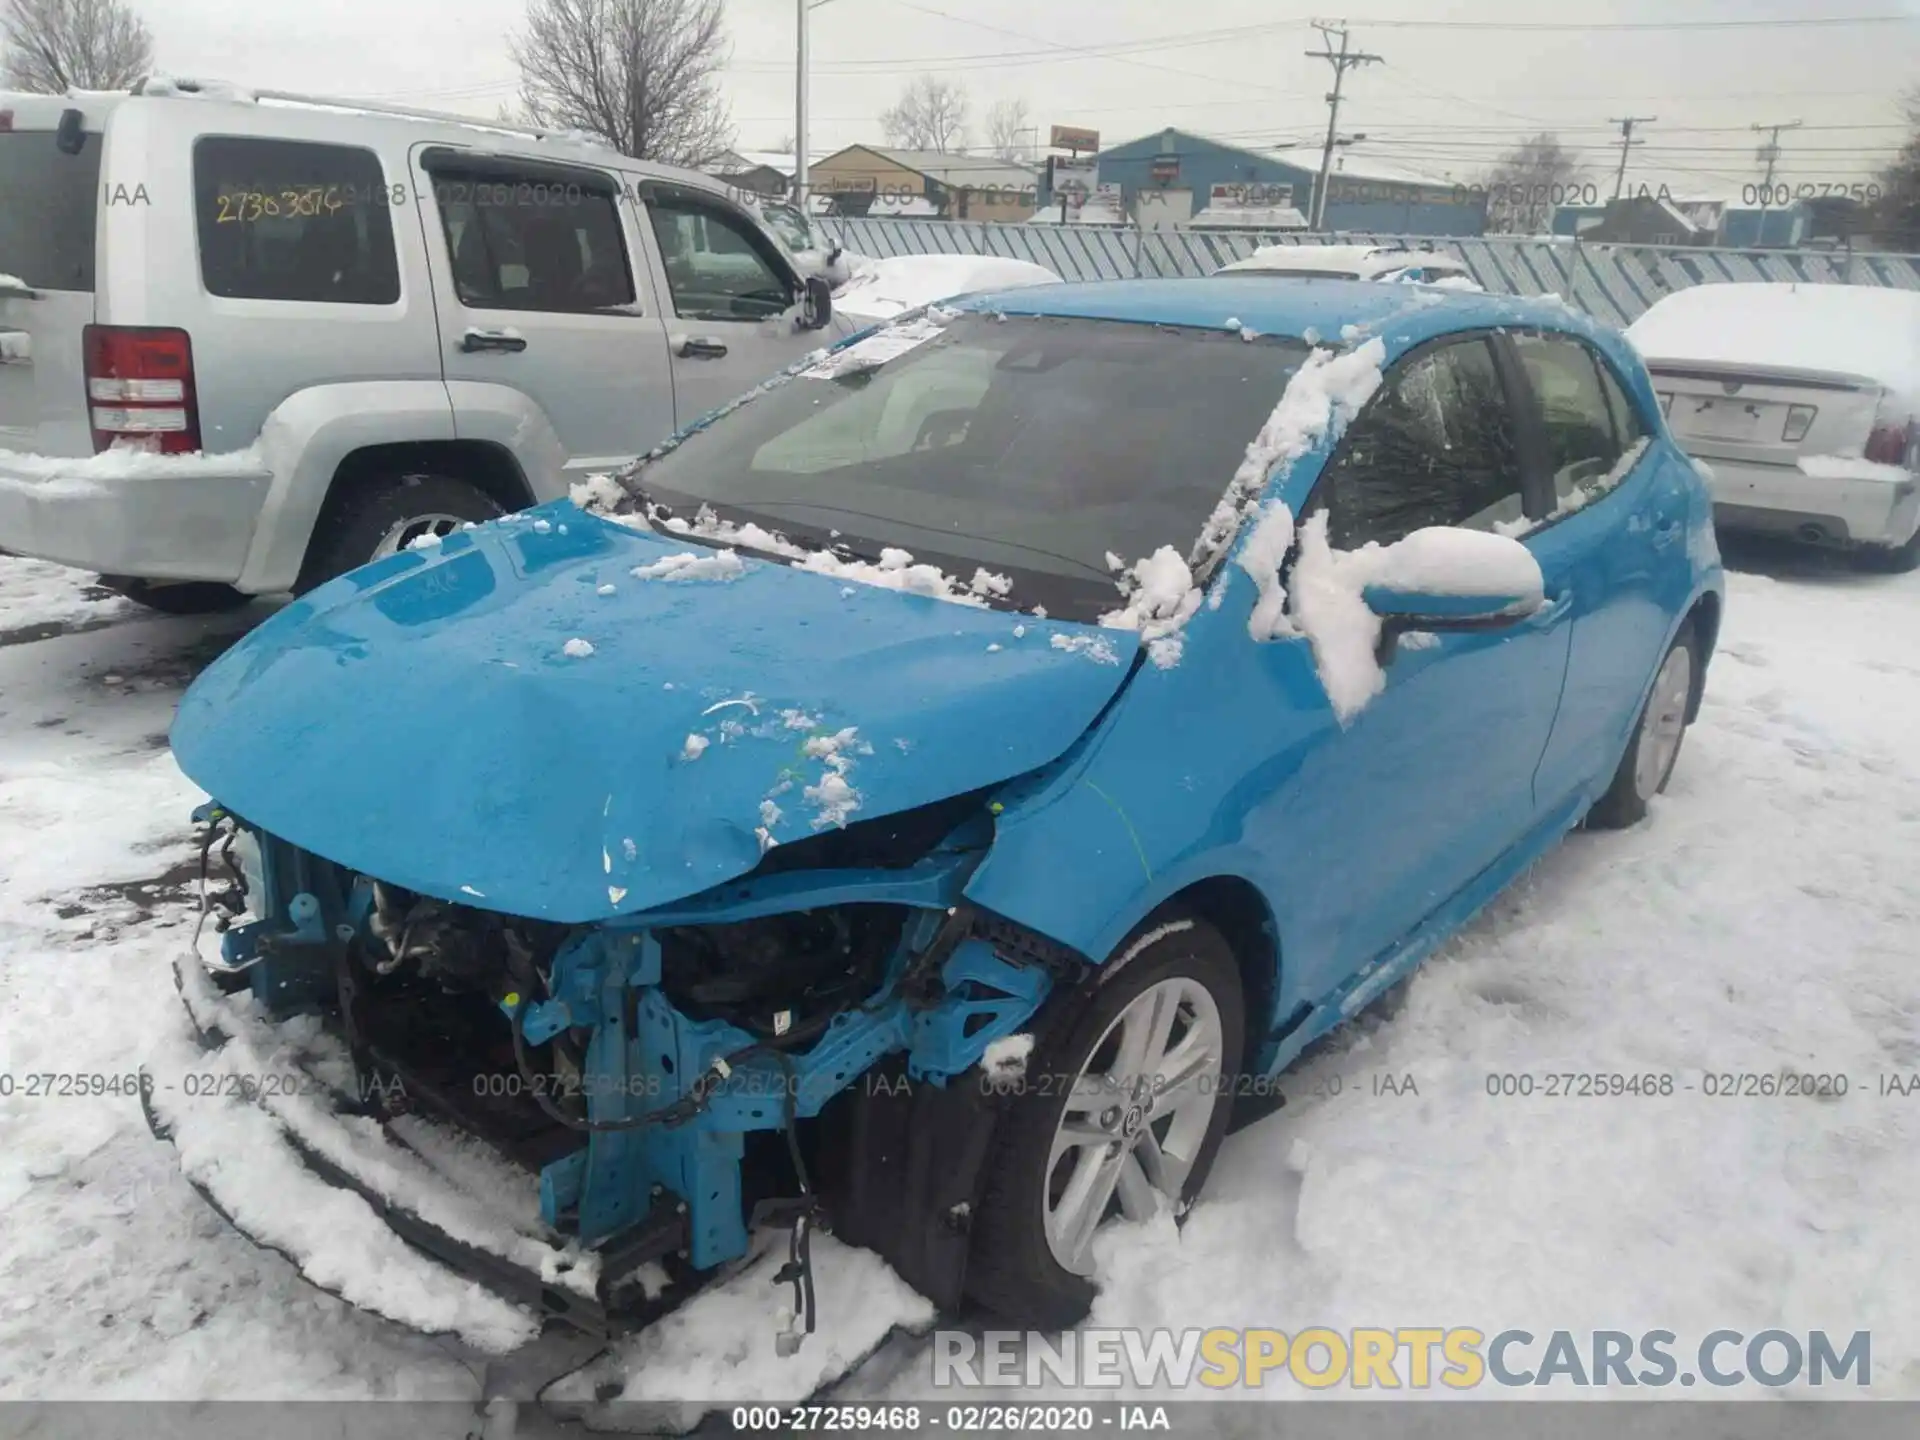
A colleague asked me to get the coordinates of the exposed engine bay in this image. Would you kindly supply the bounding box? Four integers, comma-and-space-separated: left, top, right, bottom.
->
167, 798, 1073, 1346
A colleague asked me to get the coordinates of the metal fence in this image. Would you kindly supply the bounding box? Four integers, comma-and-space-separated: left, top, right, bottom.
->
815, 217, 1920, 328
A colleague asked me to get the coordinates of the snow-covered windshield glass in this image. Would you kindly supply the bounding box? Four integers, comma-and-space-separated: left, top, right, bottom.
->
623, 313, 1312, 620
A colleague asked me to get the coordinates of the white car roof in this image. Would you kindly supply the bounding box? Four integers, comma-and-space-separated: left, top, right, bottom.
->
1626, 282, 1920, 409
1216, 244, 1469, 278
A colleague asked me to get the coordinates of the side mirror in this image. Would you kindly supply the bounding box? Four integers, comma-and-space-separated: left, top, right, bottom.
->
801, 274, 834, 330
1358, 528, 1544, 656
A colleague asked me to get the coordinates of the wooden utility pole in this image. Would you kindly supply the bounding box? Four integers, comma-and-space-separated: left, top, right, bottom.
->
1751, 119, 1802, 195
1307, 22, 1382, 231
1608, 115, 1656, 200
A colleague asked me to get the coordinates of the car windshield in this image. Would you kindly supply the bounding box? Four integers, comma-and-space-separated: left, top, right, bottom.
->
623, 312, 1312, 620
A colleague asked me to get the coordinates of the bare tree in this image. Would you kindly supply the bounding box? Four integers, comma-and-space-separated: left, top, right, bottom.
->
1478, 132, 1586, 235
1, 0, 152, 93
1873, 87, 1920, 249
880, 75, 968, 154
984, 97, 1031, 162
512, 0, 734, 167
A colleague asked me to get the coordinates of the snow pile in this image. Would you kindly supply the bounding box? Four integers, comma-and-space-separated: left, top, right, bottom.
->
1193, 337, 1386, 563
1098, 546, 1203, 668
1289, 516, 1544, 721
831, 255, 1059, 324
568, 473, 629, 511
1235, 499, 1299, 641
1497, 439, 1652, 537
0, 440, 269, 490
547, 1234, 934, 1422
1799, 455, 1911, 483
1049, 632, 1121, 665
1627, 282, 1920, 410
981, 1033, 1035, 1079
799, 726, 870, 830
631, 550, 749, 583
660, 506, 807, 559
562, 638, 594, 658
682, 734, 710, 760
796, 547, 1001, 607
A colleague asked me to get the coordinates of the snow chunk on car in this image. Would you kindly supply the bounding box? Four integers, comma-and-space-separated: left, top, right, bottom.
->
1290, 517, 1545, 722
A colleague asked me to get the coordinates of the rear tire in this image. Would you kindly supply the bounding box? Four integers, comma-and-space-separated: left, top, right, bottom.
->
1588, 622, 1698, 830
105, 578, 254, 616
965, 918, 1244, 1328
296, 472, 506, 593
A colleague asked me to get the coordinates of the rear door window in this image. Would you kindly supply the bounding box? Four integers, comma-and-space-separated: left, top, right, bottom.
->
0, 130, 102, 291
430, 169, 635, 313
1313, 336, 1526, 548
193, 137, 401, 304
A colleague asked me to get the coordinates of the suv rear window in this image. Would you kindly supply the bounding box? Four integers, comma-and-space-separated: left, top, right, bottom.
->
0, 130, 102, 291
193, 137, 401, 305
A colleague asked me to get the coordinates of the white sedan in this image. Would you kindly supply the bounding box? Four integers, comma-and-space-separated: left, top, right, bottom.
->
1211, 243, 1479, 288
1627, 282, 1920, 570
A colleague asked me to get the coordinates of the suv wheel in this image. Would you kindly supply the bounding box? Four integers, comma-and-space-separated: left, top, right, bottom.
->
104, 578, 254, 616
965, 919, 1243, 1328
297, 473, 506, 592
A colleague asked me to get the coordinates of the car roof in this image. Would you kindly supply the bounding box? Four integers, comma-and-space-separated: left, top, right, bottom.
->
947, 276, 1596, 352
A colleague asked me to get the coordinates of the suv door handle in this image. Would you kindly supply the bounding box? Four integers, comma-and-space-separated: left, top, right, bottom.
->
459, 328, 527, 354
677, 336, 729, 360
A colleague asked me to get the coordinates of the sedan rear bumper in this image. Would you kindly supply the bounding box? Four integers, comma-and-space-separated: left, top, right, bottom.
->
1698, 453, 1919, 549
0, 449, 272, 583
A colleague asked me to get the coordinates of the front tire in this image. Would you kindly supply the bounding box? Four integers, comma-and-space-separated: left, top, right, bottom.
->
296, 473, 506, 592
965, 919, 1244, 1328
1588, 623, 1698, 830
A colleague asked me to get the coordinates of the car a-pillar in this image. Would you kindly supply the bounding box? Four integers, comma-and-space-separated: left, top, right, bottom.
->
296, 441, 536, 591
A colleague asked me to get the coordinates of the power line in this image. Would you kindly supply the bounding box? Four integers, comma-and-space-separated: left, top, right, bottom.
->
1349, 13, 1911, 29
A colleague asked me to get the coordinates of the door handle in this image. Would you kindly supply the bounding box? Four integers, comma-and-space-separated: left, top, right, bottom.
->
677, 336, 729, 360
459, 328, 527, 354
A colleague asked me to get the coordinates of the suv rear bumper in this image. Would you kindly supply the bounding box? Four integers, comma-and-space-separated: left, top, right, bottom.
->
0, 452, 272, 583
1699, 453, 1919, 549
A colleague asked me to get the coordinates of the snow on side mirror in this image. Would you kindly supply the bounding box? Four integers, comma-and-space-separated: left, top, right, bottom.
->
1359, 527, 1545, 630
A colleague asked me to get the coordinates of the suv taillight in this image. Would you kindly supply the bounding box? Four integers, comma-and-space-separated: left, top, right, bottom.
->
1863, 420, 1914, 468
82, 325, 202, 455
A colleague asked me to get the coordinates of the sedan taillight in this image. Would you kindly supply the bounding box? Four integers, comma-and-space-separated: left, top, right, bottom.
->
1863, 421, 1913, 467
1781, 404, 1817, 444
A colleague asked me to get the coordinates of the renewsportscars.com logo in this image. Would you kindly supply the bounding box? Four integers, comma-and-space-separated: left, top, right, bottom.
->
932, 1328, 1872, 1391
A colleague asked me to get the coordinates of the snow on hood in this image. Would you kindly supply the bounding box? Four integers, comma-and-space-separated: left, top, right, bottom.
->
833, 254, 1060, 322
169, 502, 1140, 924
1626, 282, 1920, 412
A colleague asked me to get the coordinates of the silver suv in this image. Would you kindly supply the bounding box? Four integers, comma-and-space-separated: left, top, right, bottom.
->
0, 81, 853, 612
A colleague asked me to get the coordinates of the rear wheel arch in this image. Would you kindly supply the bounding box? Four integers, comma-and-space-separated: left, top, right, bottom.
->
1682, 590, 1720, 721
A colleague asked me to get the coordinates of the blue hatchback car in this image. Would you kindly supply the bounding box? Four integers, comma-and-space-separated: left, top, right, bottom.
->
163, 278, 1722, 1342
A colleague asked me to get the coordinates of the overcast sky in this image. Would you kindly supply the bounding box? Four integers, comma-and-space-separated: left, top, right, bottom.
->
144, 0, 1919, 196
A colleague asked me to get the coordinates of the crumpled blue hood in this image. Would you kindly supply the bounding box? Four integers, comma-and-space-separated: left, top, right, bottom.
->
171, 502, 1140, 923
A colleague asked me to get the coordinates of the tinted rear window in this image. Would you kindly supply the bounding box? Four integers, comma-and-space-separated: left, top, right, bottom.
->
193, 137, 400, 304
0, 130, 101, 291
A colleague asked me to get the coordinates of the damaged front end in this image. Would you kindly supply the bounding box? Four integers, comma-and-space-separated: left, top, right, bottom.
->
147, 793, 1076, 1352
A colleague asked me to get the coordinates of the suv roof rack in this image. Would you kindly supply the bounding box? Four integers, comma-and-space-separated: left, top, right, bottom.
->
127, 75, 618, 154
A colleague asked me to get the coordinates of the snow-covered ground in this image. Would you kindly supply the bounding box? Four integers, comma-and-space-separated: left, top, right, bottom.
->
1, 535, 1917, 1419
